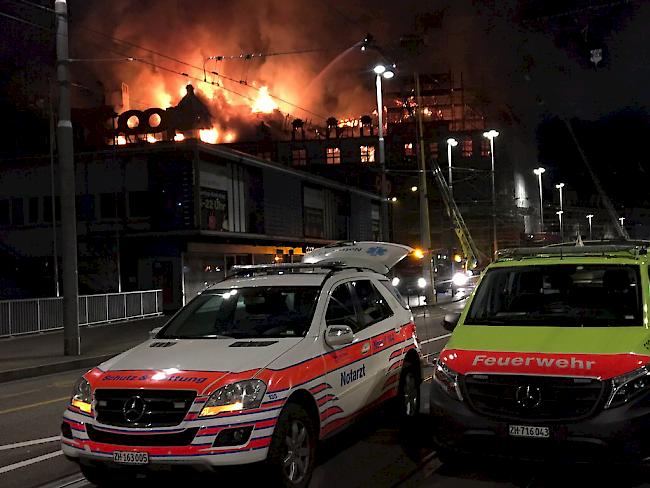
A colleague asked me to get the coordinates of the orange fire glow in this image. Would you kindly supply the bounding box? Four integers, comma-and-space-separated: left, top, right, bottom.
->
251, 86, 278, 114
116, 135, 127, 145
146, 134, 157, 143
173, 133, 185, 142
224, 132, 235, 143
199, 128, 219, 144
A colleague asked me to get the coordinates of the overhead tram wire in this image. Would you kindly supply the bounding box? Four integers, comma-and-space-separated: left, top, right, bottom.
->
11, 0, 328, 120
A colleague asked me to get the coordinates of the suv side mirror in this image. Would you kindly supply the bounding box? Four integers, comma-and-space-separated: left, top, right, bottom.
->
442, 313, 461, 332
149, 326, 163, 339
325, 325, 355, 348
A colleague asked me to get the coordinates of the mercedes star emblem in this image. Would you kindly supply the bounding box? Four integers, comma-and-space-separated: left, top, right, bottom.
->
123, 396, 146, 423
515, 385, 542, 410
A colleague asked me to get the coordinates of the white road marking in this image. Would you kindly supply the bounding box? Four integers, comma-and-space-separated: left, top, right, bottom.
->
0, 450, 63, 474
0, 436, 60, 451
420, 333, 451, 345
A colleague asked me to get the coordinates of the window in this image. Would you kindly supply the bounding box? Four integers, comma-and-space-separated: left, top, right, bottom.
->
404, 143, 415, 157
326, 147, 341, 165
371, 203, 380, 241
43, 196, 61, 223
429, 142, 439, 159
379, 279, 409, 309
100, 193, 125, 220
303, 187, 325, 238
200, 188, 229, 231
461, 137, 473, 158
325, 283, 361, 332
352, 280, 393, 326
360, 145, 375, 163
0, 199, 9, 226
481, 138, 491, 157
11, 198, 24, 226
292, 148, 307, 166
129, 191, 150, 218
28, 197, 39, 224
76, 195, 96, 221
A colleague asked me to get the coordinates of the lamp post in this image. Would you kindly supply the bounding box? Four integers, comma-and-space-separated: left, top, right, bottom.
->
619, 216, 625, 230
483, 130, 499, 256
446, 138, 458, 196
586, 214, 594, 240
555, 182, 565, 242
556, 210, 564, 242
373, 63, 395, 241
533, 167, 546, 232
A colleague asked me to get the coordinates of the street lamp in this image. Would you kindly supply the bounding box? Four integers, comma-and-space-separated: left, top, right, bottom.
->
411, 186, 418, 192
446, 138, 458, 196
586, 214, 594, 240
373, 63, 395, 241
483, 130, 499, 256
555, 183, 565, 242
533, 167, 546, 232
556, 210, 564, 242
619, 216, 625, 229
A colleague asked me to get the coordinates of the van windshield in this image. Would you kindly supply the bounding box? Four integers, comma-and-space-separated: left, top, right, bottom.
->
466, 265, 642, 327
159, 286, 319, 339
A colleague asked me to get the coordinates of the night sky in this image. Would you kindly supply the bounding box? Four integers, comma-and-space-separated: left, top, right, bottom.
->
1, 0, 649, 207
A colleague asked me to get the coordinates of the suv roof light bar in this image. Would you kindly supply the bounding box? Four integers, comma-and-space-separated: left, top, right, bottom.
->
496, 244, 647, 261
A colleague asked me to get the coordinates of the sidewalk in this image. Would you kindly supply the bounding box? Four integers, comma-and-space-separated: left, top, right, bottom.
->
0, 316, 168, 383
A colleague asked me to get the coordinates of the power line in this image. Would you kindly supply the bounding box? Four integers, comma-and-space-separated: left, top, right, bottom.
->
0, 10, 52, 32
206, 46, 342, 61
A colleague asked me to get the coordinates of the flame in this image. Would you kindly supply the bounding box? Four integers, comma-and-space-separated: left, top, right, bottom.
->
146, 134, 157, 143
224, 132, 235, 143
116, 135, 127, 145
199, 128, 219, 144
174, 133, 185, 142
251, 86, 278, 114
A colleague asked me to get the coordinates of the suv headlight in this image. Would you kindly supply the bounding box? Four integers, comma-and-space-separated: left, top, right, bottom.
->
433, 360, 463, 401
605, 364, 650, 409
200, 379, 267, 417
70, 376, 93, 413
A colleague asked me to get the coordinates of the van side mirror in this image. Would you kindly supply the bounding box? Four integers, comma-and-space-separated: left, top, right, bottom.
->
325, 325, 355, 348
149, 327, 163, 339
442, 313, 461, 332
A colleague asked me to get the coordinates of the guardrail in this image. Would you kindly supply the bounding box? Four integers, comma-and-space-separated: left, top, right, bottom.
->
0, 290, 163, 337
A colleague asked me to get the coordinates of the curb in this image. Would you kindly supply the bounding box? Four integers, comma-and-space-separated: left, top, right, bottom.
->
0, 353, 118, 384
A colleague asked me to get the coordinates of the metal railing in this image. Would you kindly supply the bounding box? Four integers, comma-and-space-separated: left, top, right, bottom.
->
0, 290, 163, 337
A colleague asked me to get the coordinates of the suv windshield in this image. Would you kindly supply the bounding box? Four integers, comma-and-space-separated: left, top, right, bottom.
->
159, 286, 319, 339
466, 264, 642, 327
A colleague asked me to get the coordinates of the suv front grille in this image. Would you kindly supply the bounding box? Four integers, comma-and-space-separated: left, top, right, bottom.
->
94, 389, 196, 427
86, 425, 199, 446
463, 374, 605, 421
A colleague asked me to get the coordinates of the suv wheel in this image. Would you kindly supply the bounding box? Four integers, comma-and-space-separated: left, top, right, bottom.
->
397, 363, 421, 425
268, 403, 316, 488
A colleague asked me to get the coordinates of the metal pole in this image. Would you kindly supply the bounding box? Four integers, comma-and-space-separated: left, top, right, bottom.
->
376, 75, 389, 241
447, 143, 453, 196
48, 85, 60, 298
537, 173, 544, 232
490, 138, 497, 256
414, 73, 436, 304
587, 215, 593, 240
56, 0, 80, 356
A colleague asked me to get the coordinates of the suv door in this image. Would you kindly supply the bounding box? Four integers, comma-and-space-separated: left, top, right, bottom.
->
320, 280, 375, 431
350, 279, 402, 402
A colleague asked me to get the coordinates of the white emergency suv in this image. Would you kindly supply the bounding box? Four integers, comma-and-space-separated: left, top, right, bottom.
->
61, 242, 423, 487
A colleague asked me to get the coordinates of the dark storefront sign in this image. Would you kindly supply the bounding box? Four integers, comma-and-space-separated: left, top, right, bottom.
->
200, 187, 229, 231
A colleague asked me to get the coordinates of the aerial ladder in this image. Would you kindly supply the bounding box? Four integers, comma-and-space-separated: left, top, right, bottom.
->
428, 158, 483, 270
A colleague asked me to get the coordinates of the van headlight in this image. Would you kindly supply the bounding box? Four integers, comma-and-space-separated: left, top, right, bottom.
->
433, 360, 463, 401
605, 364, 650, 409
70, 377, 93, 413
199, 380, 267, 417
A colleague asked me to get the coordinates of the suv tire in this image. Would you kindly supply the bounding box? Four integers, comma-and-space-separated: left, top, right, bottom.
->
268, 403, 316, 488
397, 362, 421, 427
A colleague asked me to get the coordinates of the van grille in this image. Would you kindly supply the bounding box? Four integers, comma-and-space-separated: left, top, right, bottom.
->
94, 389, 196, 427
463, 374, 605, 421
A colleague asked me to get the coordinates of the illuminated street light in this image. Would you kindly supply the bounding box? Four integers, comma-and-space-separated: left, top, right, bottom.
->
373, 63, 396, 239
533, 167, 546, 232
411, 186, 418, 192
483, 130, 499, 256
556, 210, 564, 242
619, 216, 625, 229
391, 197, 397, 202
586, 214, 594, 240
446, 138, 458, 196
